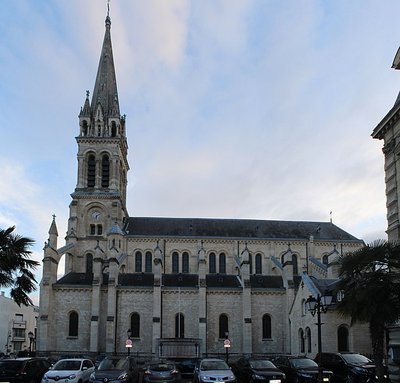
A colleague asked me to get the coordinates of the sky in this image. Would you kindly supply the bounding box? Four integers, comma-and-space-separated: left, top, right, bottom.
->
1, 0, 399, 303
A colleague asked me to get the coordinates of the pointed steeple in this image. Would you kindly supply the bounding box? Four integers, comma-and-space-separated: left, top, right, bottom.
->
79, 90, 91, 117
91, 14, 120, 119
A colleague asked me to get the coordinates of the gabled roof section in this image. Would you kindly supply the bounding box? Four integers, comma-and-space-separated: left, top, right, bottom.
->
371, 94, 400, 140
125, 217, 361, 242
91, 15, 120, 119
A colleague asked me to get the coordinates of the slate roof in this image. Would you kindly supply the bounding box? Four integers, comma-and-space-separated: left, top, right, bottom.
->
163, 274, 198, 287
55, 272, 93, 285
206, 274, 242, 288
119, 273, 154, 286
124, 217, 361, 242
250, 275, 284, 289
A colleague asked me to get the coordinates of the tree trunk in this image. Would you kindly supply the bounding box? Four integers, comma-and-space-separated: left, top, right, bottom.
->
370, 320, 386, 383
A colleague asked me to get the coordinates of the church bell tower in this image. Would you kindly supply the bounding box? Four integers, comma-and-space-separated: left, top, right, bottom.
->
66, 12, 129, 269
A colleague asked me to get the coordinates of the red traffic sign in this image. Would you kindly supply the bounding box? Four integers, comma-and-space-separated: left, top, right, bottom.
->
125, 339, 133, 348
223, 339, 231, 348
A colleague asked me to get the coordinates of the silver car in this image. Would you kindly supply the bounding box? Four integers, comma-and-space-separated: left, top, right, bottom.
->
42, 358, 95, 383
195, 358, 236, 383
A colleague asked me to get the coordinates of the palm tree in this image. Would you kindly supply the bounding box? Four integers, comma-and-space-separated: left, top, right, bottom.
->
335, 240, 400, 382
0, 226, 39, 306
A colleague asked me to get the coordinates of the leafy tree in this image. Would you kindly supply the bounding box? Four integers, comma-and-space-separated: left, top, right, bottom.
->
335, 240, 400, 382
0, 226, 39, 306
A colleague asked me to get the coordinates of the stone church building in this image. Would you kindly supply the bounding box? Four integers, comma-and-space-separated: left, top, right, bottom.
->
38, 13, 372, 359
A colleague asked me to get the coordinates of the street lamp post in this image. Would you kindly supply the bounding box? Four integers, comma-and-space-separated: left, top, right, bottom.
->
28, 331, 34, 355
126, 329, 132, 356
305, 292, 332, 383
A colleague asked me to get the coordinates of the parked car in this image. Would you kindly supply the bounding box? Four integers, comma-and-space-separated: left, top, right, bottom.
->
174, 358, 198, 379
143, 361, 182, 383
0, 357, 52, 383
315, 352, 378, 383
272, 356, 332, 383
231, 357, 286, 383
89, 356, 139, 383
42, 358, 95, 383
194, 358, 236, 383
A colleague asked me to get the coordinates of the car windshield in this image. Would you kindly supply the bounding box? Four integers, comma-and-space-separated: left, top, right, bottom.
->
149, 363, 174, 371
249, 360, 276, 369
201, 361, 229, 371
341, 354, 372, 365
290, 359, 317, 368
53, 360, 82, 371
99, 358, 127, 370
0, 360, 23, 372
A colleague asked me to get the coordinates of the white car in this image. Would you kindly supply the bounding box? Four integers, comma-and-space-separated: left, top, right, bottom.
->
195, 358, 236, 383
42, 358, 95, 383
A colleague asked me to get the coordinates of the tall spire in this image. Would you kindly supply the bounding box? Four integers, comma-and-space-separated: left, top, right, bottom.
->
91, 12, 120, 118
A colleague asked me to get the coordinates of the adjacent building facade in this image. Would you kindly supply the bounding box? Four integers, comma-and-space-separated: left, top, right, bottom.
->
38, 13, 372, 359
0, 291, 38, 356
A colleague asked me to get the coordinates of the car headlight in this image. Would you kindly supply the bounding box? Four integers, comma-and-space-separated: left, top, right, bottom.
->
253, 374, 266, 380
68, 374, 77, 380
117, 372, 129, 381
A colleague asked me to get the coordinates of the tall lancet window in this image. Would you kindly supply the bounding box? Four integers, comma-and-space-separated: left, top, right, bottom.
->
175, 313, 184, 338
111, 121, 117, 137
87, 154, 96, 187
102, 155, 110, 187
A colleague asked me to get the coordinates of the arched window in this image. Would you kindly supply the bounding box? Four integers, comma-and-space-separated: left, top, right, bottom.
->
175, 313, 184, 338
219, 253, 226, 274
68, 311, 79, 337
301, 299, 307, 316
255, 253, 262, 274
262, 314, 272, 339
82, 120, 88, 136
86, 253, 93, 273
338, 325, 349, 352
219, 314, 229, 339
135, 251, 142, 272
111, 121, 117, 137
131, 313, 140, 338
182, 252, 189, 273
292, 254, 298, 275
101, 155, 110, 188
322, 254, 329, 266
87, 154, 96, 187
209, 253, 216, 274
249, 254, 253, 274
172, 252, 179, 273
145, 252, 152, 273
299, 328, 305, 353
97, 224, 102, 235
306, 327, 312, 353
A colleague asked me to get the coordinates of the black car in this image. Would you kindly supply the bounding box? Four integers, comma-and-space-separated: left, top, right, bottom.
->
315, 352, 377, 383
174, 358, 198, 379
273, 356, 332, 383
231, 357, 286, 383
143, 361, 182, 383
89, 356, 139, 383
0, 357, 52, 383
